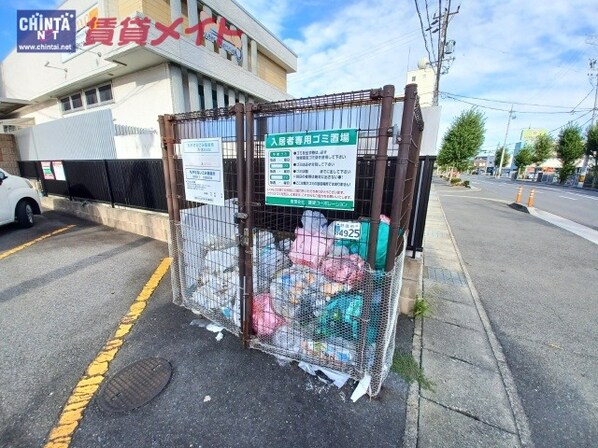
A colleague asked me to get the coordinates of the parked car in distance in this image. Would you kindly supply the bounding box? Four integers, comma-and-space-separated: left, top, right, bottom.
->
0, 168, 42, 228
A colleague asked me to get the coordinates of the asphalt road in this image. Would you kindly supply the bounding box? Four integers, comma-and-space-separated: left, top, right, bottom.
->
0, 211, 168, 447
0, 211, 414, 447
435, 179, 598, 447
463, 175, 598, 231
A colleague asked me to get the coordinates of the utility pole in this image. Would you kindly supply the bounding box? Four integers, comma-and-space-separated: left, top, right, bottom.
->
498, 105, 515, 178
590, 59, 598, 127
579, 58, 597, 187
428, 1, 460, 106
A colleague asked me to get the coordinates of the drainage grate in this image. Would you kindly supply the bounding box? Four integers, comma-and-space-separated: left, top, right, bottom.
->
98, 358, 172, 413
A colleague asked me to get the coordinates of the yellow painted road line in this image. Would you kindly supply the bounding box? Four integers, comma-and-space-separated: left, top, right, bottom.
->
0, 225, 76, 261
44, 257, 172, 448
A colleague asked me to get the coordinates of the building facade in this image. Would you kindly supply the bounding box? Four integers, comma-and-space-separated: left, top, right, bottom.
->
406, 58, 435, 107
0, 0, 297, 159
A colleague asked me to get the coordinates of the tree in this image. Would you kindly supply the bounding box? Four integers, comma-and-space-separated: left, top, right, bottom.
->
513, 145, 533, 178
585, 123, 598, 188
494, 146, 510, 168
437, 108, 486, 178
556, 124, 584, 184
532, 133, 554, 166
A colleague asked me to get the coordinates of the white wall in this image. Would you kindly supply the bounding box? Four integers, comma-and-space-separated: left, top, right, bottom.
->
406, 68, 435, 107
111, 63, 173, 131
115, 133, 161, 159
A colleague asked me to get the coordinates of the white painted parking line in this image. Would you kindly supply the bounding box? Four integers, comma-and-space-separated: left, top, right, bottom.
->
559, 196, 578, 201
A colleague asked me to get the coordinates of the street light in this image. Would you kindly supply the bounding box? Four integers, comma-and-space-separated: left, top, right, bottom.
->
498, 105, 516, 178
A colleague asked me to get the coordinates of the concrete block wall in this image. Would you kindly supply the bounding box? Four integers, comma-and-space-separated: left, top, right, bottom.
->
41, 196, 169, 242
0, 134, 19, 175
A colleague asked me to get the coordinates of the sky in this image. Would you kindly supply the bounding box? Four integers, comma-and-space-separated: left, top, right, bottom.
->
1, 0, 598, 155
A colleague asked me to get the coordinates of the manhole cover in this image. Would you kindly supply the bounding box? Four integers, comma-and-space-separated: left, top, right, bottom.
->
98, 358, 172, 413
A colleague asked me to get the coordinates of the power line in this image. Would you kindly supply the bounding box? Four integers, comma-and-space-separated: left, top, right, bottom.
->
547, 109, 594, 134
414, 0, 433, 64
290, 30, 420, 81
570, 87, 595, 113
425, 0, 438, 63
440, 90, 595, 110
441, 94, 592, 114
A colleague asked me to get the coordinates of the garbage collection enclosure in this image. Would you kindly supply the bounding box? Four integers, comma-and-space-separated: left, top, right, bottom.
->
160, 84, 424, 396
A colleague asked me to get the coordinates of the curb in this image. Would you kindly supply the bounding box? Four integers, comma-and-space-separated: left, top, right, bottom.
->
438, 200, 534, 448
402, 313, 423, 448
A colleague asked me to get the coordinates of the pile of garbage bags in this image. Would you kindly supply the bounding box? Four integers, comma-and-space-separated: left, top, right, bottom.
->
182, 202, 393, 369
253, 210, 393, 368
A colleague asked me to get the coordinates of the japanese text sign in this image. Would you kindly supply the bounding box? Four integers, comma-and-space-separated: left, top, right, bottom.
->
181, 138, 225, 206
265, 129, 359, 211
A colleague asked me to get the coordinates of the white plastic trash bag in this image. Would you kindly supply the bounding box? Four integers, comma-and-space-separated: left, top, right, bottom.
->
204, 246, 239, 279
190, 269, 240, 311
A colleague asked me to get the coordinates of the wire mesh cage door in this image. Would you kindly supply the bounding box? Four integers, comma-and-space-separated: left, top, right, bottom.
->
242, 86, 418, 393
160, 105, 246, 335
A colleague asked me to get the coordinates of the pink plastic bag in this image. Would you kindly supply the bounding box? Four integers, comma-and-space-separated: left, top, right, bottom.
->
252, 293, 285, 336
288, 228, 332, 269
321, 254, 365, 286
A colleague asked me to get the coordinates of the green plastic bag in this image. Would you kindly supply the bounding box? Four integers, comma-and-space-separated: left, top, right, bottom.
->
315, 291, 379, 344
335, 219, 397, 269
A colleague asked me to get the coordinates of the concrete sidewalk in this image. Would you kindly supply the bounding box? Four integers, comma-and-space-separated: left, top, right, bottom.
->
404, 187, 533, 448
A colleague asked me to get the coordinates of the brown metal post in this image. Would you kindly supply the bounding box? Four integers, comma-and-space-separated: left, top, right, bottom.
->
234, 103, 247, 339
355, 85, 395, 376
385, 101, 416, 269
399, 117, 423, 253
371, 84, 417, 396
164, 115, 180, 222
242, 103, 256, 348
159, 116, 173, 217
163, 114, 182, 305
386, 86, 419, 264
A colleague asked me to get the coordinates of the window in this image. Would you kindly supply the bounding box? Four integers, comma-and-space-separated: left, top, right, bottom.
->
60, 97, 71, 112
98, 84, 113, 102
212, 88, 218, 108
60, 93, 84, 112
411, 76, 416, 82
60, 83, 113, 114
71, 93, 83, 109
85, 88, 98, 106
199, 86, 205, 110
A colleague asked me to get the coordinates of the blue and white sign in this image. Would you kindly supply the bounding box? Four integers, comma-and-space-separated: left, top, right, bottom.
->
17, 10, 76, 53
181, 138, 225, 206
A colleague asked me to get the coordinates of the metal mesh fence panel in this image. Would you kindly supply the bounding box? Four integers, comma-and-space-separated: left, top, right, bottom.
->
245, 89, 406, 386
161, 86, 421, 395
167, 108, 243, 335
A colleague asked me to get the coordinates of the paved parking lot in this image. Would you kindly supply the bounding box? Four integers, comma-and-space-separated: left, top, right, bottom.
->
0, 211, 412, 448
0, 212, 168, 447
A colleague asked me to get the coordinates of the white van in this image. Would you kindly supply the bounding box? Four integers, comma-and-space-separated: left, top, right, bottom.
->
0, 168, 42, 228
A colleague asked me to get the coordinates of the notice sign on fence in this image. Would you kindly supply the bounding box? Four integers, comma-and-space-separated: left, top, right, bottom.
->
181, 138, 225, 206
265, 129, 358, 211
41, 161, 54, 180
